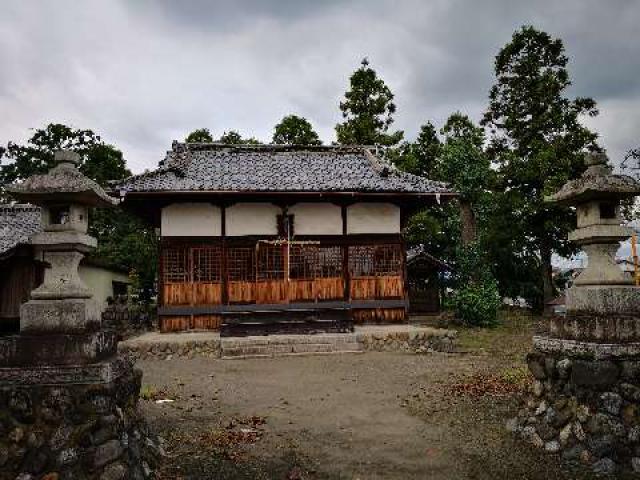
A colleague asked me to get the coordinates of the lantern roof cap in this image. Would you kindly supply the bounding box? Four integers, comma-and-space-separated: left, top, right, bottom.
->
6, 150, 118, 207
547, 152, 640, 205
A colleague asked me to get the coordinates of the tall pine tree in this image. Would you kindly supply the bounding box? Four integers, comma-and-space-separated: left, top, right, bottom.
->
482, 26, 600, 309
336, 58, 403, 146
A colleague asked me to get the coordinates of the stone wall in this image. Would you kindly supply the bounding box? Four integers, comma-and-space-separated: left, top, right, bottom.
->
356, 328, 456, 353
0, 366, 162, 480
101, 301, 156, 340
509, 350, 640, 475
120, 339, 221, 361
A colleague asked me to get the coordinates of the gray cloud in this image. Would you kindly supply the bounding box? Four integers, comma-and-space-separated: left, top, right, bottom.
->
0, 0, 638, 173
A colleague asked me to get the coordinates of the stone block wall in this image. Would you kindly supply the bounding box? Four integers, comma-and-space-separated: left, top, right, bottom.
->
101, 301, 156, 339
0, 366, 162, 480
356, 329, 456, 353
509, 351, 640, 475
119, 340, 221, 361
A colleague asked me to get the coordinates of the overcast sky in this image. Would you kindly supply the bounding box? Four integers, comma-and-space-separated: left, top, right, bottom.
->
1, 0, 639, 173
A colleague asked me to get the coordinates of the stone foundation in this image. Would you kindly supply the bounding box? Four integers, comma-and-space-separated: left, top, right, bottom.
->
0, 357, 161, 480
120, 338, 222, 361
509, 339, 640, 475
118, 326, 457, 360
356, 328, 456, 353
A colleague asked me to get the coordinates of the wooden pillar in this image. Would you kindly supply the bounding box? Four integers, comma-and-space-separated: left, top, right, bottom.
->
341, 205, 350, 301
158, 239, 165, 307
221, 204, 228, 305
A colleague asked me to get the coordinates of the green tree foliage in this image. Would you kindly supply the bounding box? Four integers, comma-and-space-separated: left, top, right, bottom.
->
336, 58, 403, 146
0, 123, 158, 300
397, 114, 491, 255
185, 128, 214, 143
218, 130, 261, 145
90, 209, 158, 300
272, 115, 321, 145
437, 113, 492, 246
438, 113, 490, 203
0, 124, 105, 193
451, 244, 501, 327
482, 26, 600, 309
390, 122, 440, 177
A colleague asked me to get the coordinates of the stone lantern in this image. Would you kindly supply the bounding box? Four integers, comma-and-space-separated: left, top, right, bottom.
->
8, 150, 117, 334
550, 152, 640, 313
509, 152, 640, 475
0, 151, 158, 479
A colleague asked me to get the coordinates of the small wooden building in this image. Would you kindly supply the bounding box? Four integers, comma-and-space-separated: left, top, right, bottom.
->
406, 246, 451, 314
118, 143, 454, 334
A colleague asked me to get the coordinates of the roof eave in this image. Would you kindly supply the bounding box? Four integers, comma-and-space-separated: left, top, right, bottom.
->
120, 189, 458, 198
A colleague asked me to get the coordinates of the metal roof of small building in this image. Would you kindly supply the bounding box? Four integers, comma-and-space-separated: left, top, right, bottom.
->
117, 143, 453, 195
0, 204, 41, 256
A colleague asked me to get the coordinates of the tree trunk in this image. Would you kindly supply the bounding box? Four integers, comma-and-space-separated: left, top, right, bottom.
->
459, 200, 477, 246
540, 241, 554, 314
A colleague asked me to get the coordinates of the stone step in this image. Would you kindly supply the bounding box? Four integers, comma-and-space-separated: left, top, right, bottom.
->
220, 334, 358, 348
220, 336, 363, 359
221, 351, 364, 360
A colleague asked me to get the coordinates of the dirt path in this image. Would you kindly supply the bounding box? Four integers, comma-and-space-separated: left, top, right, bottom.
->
138, 319, 602, 479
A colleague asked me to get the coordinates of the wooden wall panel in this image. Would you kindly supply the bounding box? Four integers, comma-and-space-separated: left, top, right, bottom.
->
288, 280, 315, 302
192, 315, 222, 330
160, 316, 191, 332
376, 275, 404, 298
228, 281, 255, 304
352, 308, 406, 324
193, 282, 222, 305
256, 280, 288, 304
315, 278, 344, 301
163, 283, 192, 305
350, 277, 377, 300
0, 256, 39, 320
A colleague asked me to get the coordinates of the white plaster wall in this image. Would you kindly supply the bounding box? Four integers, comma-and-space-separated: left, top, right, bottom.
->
161, 203, 221, 237
288, 203, 342, 235
347, 203, 400, 234
226, 203, 281, 236
79, 265, 131, 313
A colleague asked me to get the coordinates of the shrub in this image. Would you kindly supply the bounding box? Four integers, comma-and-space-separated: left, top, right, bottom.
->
452, 276, 501, 327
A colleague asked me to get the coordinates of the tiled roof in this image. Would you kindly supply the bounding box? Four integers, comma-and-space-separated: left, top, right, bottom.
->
0, 204, 41, 256
117, 143, 453, 195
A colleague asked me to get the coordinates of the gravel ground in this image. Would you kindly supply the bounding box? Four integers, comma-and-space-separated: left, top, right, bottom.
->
138, 318, 605, 479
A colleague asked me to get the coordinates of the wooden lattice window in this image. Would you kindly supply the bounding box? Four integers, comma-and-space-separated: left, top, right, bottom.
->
257, 243, 285, 280
226, 247, 255, 281
288, 245, 343, 280
162, 247, 189, 283
317, 246, 343, 278
289, 245, 318, 280
192, 246, 222, 282
349, 244, 402, 277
